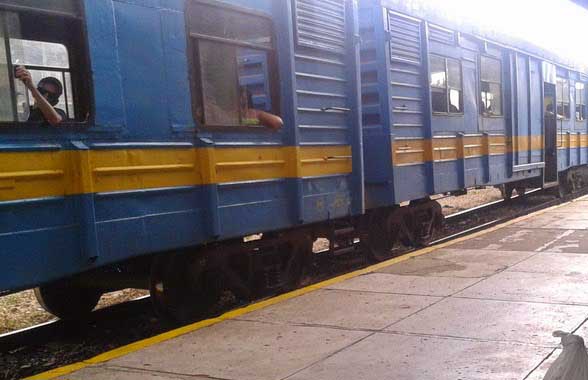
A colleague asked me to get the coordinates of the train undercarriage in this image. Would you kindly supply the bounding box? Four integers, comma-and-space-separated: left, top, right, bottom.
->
33, 165, 588, 323
33, 198, 444, 323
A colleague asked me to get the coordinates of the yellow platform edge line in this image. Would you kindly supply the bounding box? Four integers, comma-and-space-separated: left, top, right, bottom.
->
25, 195, 586, 380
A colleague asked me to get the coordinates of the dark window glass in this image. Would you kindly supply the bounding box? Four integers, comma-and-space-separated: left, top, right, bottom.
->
447, 59, 462, 113
480, 56, 502, 116
431, 88, 447, 113
556, 77, 570, 119
576, 82, 586, 121
429, 55, 462, 114
447, 59, 461, 89
564, 104, 571, 120
189, 2, 279, 128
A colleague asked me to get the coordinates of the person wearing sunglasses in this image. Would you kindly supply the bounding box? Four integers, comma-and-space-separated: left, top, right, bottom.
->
15, 66, 66, 126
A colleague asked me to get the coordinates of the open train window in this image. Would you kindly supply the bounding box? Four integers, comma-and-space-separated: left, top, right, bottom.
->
480, 56, 502, 117
186, 1, 281, 130
576, 82, 585, 121
430, 55, 463, 114
556, 77, 570, 120
0, 2, 90, 125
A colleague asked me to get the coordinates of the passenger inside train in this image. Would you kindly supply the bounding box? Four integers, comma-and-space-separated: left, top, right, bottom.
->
15, 66, 65, 126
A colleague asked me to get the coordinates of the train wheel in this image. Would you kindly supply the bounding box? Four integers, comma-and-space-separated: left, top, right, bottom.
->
282, 236, 313, 291
501, 184, 514, 201
149, 252, 222, 323
34, 282, 102, 320
553, 181, 570, 199
365, 208, 406, 262
515, 187, 526, 196
410, 199, 443, 247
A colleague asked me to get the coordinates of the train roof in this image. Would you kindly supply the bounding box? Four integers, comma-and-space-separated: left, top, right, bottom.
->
373, 0, 588, 75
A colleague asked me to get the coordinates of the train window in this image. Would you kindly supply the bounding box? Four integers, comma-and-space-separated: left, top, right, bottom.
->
11, 40, 75, 118
480, 56, 502, 117
576, 82, 586, 121
0, 5, 89, 125
187, 2, 281, 129
430, 55, 463, 114
556, 77, 570, 119
430, 56, 447, 113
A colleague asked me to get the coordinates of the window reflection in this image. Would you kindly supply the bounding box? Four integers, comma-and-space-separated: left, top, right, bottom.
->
449, 88, 462, 113
576, 82, 586, 121
429, 55, 462, 114
556, 77, 570, 119
480, 56, 502, 116
430, 56, 446, 88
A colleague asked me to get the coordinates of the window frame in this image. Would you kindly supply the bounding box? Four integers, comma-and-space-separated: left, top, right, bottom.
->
556, 76, 571, 120
479, 54, 503, 118
429, 54, 464, 116
0, 2, 93, 128
576, 82, 586, 122
186, 0, 281, 131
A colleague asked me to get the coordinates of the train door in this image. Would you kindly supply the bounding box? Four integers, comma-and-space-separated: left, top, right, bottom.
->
544, 82, 558, 182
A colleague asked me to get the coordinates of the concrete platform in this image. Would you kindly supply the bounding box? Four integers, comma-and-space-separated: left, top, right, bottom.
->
31, 196, 588, 380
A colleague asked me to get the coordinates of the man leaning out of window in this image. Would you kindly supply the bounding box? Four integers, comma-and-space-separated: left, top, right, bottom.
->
15, 66, 65, 126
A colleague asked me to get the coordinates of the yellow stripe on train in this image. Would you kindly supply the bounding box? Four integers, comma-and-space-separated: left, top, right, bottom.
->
392, 134, 588, 166
0, 146, 352, 202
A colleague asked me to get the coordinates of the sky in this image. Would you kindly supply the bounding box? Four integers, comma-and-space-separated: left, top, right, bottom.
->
423, 0, 588, 66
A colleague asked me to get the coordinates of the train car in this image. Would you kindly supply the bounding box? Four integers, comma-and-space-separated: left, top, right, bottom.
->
357, 0, 588, 260
0, 0, 363, 321
4, 0, 588, 323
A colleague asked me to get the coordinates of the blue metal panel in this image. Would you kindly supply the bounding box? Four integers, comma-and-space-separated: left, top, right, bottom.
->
0, 196, 82, 291
291, 0, 363, 217
160, 5, 195, 132
95, 189, 207, 261
301, 175, 352, 222
83, 0, 126, 130
345, 0, 365, 216
433, 161, 460, 193
1, 223, 82, 291
394, 165, 428, 201
114, 1, 169, 138
464, 157, 487, 186
360, 3, 395, 208
217, 180, 292, 236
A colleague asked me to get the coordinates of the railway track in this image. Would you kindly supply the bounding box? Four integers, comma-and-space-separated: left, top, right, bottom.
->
1, 187, 585, 380
433, 187, 580, 245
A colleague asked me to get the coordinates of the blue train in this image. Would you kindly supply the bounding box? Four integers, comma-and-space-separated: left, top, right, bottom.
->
0, 0, 586, 321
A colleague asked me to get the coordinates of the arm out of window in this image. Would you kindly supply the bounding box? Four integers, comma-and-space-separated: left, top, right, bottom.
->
16, 66, 62, 126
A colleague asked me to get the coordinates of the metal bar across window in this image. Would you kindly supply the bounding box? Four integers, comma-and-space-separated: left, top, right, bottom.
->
22, 64, 69, 72
189, 33, 274, 52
